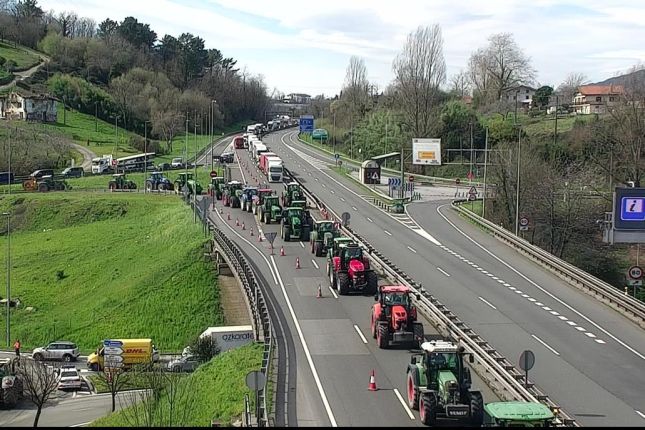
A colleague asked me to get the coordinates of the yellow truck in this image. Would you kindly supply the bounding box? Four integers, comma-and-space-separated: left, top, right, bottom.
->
87, 338, 157, 371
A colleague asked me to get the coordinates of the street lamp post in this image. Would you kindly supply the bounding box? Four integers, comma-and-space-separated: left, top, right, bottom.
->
211, 100, 217, 172
3, 212, 10, 348
194, 117, 199, 223
515, 126, 522, 236
482, 127, 489, 219
144, 121, 150, 193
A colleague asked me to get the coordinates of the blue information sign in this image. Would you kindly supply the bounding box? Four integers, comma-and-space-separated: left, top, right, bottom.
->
299, 115, 314, 133
103, 339, 123, 348
621, 197, 645, 221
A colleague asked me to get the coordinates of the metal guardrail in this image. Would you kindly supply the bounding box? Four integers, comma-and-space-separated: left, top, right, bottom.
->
191, 197, 274, 427
283, 166, 576, 426
452, 200, 645, 330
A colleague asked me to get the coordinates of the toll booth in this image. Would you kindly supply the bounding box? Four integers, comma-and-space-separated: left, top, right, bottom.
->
360, 159, 381, 185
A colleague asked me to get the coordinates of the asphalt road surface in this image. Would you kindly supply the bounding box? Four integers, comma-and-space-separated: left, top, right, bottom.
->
203, 134, 500, 427
264, 129, 645, 427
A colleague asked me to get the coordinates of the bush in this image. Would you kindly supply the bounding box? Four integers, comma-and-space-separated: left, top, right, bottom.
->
5, 59, 16, 72
130, 136, 166, 156
188, 336, 220, 364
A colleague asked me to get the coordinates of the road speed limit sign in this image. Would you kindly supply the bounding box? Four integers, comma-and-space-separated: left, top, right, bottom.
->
628, 265, 643, 280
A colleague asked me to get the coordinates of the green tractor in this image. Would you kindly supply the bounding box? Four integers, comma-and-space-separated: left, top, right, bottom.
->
258, 195, 282, 225
222, 181, 244, 208
208, 177, 226, 200
310, 220, 340, 257
406, 340, 483, 427
108, 173, 137, 191
282, 181, 304, 207
36, 175, 70, 192
0, 358, 23, 408
252, 188, 274, 215
174, 172, 203, 196
483, 401, 555, 427
280, 207, 313, 242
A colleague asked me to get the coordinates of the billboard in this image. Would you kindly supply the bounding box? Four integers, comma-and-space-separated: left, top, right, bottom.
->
412, 138, 441, 165
299, 115, 314, 133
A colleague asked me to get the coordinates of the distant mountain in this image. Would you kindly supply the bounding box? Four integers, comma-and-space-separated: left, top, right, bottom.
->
593, 68, 645, 87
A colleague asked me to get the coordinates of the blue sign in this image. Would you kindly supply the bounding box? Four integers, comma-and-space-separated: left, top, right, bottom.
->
388, 178, 401, 187
299, 115, 314, 133
621, 197, 645, 221
103, 339, 123, 348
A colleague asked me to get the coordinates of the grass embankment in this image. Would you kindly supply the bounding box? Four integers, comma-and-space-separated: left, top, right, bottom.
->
87, 372, 186, 394
0, 192, 222, 353
91, 343, 263, 427
0, 41, 41, 69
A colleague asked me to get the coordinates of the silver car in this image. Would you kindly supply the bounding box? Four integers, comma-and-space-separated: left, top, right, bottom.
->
167, 355, 199, 373
32, 341, 80, 362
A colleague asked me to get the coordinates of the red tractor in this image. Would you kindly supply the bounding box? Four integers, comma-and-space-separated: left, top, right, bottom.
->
329, 243, 378, 295
371, 285, 424, 349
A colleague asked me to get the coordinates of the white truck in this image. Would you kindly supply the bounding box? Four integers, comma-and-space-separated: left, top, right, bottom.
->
91, 155, 113, 174
252, 142, 268, 161
267, 157, 283, 182
200, 325, 254, 353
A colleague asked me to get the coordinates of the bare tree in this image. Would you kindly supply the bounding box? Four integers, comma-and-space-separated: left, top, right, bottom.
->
450, 70, 470, 97
556, 72, 588, 104
95, 359, 130, 412
468, 33, 535, 104
392, 24, 446, 138
341, 56, 369, 122
56, 11, 77, 38
17, 360, 60, 427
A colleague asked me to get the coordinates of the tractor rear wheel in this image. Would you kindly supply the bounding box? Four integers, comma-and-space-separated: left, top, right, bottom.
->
413, 323, 425, 348
158, 183, 166, 191
407, 371, 419, 410
38, 183, 48, 192
366, 271, 378, 295
469, 391, 484, 426
419, 392, 437, 426
337, 272, 349, 295
33, 353, 44, 361
264, 212, 270, 225
377, 322, 389, 349
146, 181, 153, 192
315, 242, 323, 257
109, 183, 116, 191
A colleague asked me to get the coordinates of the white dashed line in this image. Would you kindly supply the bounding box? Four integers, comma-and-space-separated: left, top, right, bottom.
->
559, 316, 569, 321
393, 388, 416, 420
437, 267, 451, 277
328, 286, 338, 299
407, 246, 417, 253
528, 298, 536, 302
550, 311, 559, 315
566, 320, 576, 325
340, 197, 345, 202
330, 190, 335, 194
384, 230, 392, 236
322, 184, 326, 188
478, 296, 497, 310
352, 206, 358, 211
353, 325, 368, 344
575, 326, 586, 332
522, 294, 530, 298
367, 217, 373, 223
497, 279, 506, 284
585, 332, 597, 338
509, 286, 516, 290
502, 282, 511, 287
312, 260, 319, 269
491, 276, 499, 280
477, 268, 485, 272
300, 241, 305, 248
515, 290, 523, 294
595, 339, 606, 344
535, 302, 544, 306
531, 334, 560, 356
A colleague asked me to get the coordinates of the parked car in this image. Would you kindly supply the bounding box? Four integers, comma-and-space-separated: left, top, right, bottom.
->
167, 355, 199, 373
30, 169, 54, 179
57, 365, 82, 390
32, 341, 80, 362
157, 162, 172, 171
61, 166, 85, 178
171, 158, 184, 168
0, 171, 14, 185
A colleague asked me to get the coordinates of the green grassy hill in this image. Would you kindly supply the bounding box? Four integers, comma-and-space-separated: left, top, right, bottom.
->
91, 343, 263, 427
0, 41, 41, 69
0, 192, 222, 353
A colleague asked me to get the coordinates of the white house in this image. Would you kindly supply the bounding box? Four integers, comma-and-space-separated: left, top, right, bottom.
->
571, 85, 624, 114
0, 90, 57, 122
501, 85, 536, 109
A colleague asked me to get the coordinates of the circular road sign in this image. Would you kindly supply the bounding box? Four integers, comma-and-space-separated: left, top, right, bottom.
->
210, 170, 219, 178
519, 216, 530, 227
409, 175, 415, 182
519, 350, 535, 372
245, 370, 266, 391
628, 265, 643, 280
455, 178, 461, 185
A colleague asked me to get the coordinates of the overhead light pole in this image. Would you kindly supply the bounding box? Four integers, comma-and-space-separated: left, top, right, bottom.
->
515, 126, 522, 236
211, 100, 217, 172
144, 120, 150, 193
3, 212, 10, 348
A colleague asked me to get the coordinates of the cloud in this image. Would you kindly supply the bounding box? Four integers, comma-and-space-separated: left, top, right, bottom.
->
39, 0, 645, 95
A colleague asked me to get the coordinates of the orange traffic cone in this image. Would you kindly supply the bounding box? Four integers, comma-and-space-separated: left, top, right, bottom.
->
242, 222, 246, 230
236, 218, 240, 226
368, 370, 378, 391
227, 212, 231, 220
280, 246, 285, 256
219, 207, 223, 214
317, 284, 322, 298
257, 233, 262, 242
250, 228, 254, 236
296, 257, 300, 269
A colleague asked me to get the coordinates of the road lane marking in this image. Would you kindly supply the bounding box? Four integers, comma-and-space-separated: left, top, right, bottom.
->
352, 206, 358, 211
531, 334, 560, 356
312, 260, 319, 269
478, 296, 497, 310
328, 286, 338, 299
300, 241, 305, 248
393, 388, 416, 420
575, 326, 586, 332
437, 267, 451, 277
636, 410, 645, 419
585, 332, 597, 338
70, 422, 93, 427
550, 311, 559, 315
340, 197, 345, 202
407, 246, 417, 253
384, 230, 392, 236
353, 325, 368, 344
271, 256, 338, 426
595, 339, 606, 344
367, 217, 373, 223
322, 184, 326, 187
330, 190, 335, 194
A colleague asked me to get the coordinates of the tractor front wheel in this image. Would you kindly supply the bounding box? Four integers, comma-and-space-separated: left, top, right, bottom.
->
419, 392, 437, 426
469, 391, 484, 426
413, 323, 425, 348
38, 183, 48, 192
407, 371, 419, 410
315, 241, 323, 257
366, 271, 378, 295
377, 322, 389, 349
337, 272, 349, 295
109, 183, 116, 191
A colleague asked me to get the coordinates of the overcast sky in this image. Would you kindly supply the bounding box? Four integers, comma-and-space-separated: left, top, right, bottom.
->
40, 0, 645, 96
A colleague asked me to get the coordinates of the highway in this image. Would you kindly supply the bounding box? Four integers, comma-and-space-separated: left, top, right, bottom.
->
263, 129, 645, 426
205, 133, 500, 427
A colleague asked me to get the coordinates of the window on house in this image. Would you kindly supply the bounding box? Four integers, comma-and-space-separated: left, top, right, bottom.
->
609, 97, 615, 102
526, 95, 529, 100
596, 96, 602, 102
526, 89, 529, 94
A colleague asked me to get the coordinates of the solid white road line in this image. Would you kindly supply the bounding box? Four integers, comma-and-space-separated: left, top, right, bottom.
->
384, 230, 392, 236
393, 388, 416, 420
436, 267, 451, 277
353, 325, 368, 344
300, 241, 305, 248
70, 422, 93, 427
271, 256, 338, 426
531, 334, 560, 356
478, 296, 497, 310
407, 246, 417, 253
328, 286, 338, 299
437, 203, 645, 361
312, 259, 319, 269
636, 410, 645, 420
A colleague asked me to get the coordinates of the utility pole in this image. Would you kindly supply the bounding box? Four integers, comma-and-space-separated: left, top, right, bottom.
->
114, 115, 118, 156
515, 126, 522, 236
185, 114, 189, 180
400, 138, 405, 200
95, 102, 98, 132
194, 117, 198, 223
469, 121, 474, 184
553, 95, 559, 146
514, 90, 519, 125
4, 212, 10, 348
144, 121, 149, 193
482, 127, 489, 219
333, 111, 336, 159
385, 118, 388, 169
